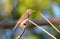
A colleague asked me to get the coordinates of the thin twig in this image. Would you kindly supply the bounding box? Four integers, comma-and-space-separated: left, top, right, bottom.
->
40, 13, 60, 33
16, 28, 25, 39
29, 20, 57, 39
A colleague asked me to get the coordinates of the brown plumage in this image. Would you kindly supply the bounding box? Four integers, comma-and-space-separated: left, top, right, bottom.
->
13, 9, 35, 39
13, 9, 35, 30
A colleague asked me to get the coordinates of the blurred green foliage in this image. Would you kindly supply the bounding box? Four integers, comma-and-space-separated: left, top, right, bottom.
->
17, 0, 52, 19
0, 0, 60, 39
26, 35, 38, 39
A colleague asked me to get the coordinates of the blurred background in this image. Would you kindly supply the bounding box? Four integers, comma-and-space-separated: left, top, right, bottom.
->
0, 0, 60, 39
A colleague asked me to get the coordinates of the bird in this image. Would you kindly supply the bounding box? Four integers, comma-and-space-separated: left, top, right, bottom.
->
13, 9, 35, 30
13, 9, 35, 39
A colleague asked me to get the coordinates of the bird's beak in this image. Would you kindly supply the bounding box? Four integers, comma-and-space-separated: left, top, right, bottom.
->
30, 10, 36, 14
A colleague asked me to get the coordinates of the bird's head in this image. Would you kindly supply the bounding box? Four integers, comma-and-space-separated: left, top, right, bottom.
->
26, 9, 36, 15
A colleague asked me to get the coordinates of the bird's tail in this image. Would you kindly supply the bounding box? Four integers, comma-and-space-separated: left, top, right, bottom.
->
13, 23, 19, 30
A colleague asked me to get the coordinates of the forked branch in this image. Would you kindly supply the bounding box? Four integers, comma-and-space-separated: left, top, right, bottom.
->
28, 19, 57, 39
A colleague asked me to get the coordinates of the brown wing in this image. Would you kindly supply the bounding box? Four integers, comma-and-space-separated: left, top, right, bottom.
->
13, 9, 35, 30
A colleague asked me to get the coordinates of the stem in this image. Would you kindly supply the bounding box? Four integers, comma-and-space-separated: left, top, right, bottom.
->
29, 20, 57, 39
40, 13, 60, 33
16, 28, 26, 39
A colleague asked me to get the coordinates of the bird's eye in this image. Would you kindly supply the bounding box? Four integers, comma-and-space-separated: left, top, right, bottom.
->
23, 23, 26, 25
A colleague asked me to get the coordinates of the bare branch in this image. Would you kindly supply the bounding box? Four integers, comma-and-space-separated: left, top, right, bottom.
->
0, 17, 60, 29
40, 13, 60, 33
29, 19, 57, 39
